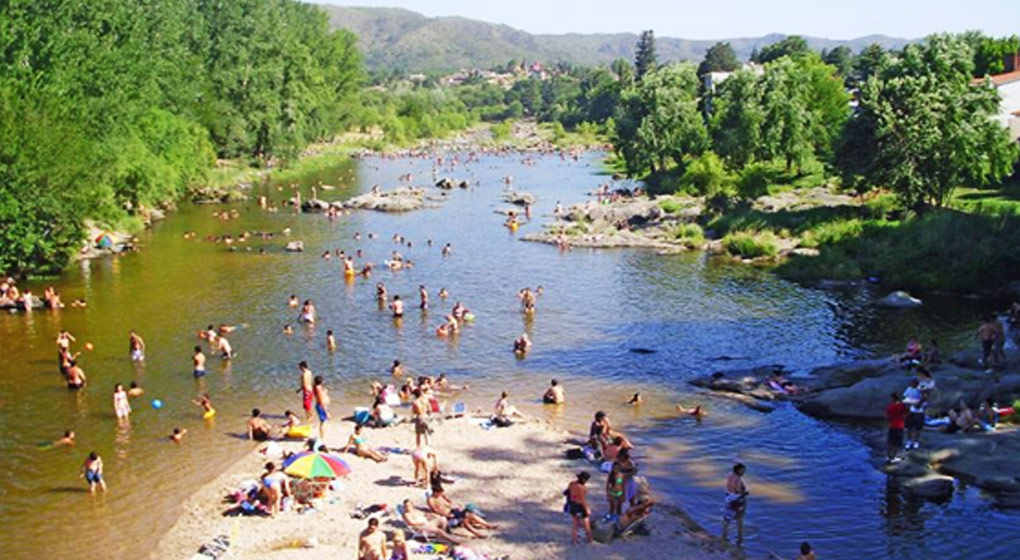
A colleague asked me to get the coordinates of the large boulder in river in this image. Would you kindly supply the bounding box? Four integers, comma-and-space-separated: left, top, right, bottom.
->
301, 198, 332, 212
505, 191, 536, 206
900, 474, 955, 501
344, 187, 425, 212
878, 290, 922, 308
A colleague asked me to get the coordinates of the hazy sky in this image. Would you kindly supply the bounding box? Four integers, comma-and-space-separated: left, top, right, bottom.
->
319, 1, 1018, 39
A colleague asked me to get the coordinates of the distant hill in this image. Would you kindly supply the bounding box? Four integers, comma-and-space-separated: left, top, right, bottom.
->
314, 4, 912, 72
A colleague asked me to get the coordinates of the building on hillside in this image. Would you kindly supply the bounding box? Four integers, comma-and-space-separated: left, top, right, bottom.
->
974, 52, 1020, 141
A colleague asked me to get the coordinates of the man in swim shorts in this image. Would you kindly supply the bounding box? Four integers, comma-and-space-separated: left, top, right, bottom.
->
192, 346, 206, 378
313, 375, 330, 438
298, 361, 314, 422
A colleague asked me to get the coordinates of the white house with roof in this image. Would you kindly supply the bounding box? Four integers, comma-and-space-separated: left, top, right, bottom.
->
977, 53, 1020, 141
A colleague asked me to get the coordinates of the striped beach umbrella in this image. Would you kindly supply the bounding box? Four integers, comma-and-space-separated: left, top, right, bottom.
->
281, 451, 352, 479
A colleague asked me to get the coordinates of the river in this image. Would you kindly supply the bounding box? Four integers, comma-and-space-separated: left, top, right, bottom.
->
0, 150, 1011, 560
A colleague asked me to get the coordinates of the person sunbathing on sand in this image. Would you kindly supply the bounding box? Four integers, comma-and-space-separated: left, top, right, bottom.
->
400, 499, 462, 544
343, 425, 388, 463
427, 486, 498, 537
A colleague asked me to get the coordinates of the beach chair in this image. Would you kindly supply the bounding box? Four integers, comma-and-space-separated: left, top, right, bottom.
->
396, 503, 432, 543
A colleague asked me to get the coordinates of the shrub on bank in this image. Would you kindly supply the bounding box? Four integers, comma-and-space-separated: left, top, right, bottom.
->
722, 230, 779, 258
673, 223, 705, 247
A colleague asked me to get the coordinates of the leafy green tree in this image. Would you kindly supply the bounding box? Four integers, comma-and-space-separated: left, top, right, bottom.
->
611, 58, 635, 85
635, 30, 657, 81
852, 43, 888, 85
709, 70, 764, 168
974, 35, 1020, 76
837, 35, 1019, 210
698, 42, 740, 78
823, 46, 854, 78
613, 64, 707, 175
758, 36, 810, 63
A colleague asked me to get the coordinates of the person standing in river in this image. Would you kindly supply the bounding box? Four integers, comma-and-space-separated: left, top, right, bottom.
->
722, 463, 749, 543
978, 315, 998, 368
419, 285, 429, 310
902, 379, 925, 450
885, 392, 907, 463
80, 451, 107, 493
192, 346, 206, 378
128, 330, 145, 362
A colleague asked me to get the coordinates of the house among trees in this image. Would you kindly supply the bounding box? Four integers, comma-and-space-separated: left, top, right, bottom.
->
976, 50, 1020, 140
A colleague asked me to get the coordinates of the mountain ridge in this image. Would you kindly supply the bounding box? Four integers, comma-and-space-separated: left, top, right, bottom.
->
314, 4, 912, 72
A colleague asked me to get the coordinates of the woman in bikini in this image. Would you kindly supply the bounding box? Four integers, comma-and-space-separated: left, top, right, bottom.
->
344, 425, 388, 463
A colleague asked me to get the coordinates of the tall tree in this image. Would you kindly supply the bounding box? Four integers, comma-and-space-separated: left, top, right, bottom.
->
613, 64, 707, 175
758, 36, 810, 64
837, 34, 1019, 210
852, 43, 887, 85
823, 46, 854, 78
635, 30, 657, 82
698, 42, 740, 78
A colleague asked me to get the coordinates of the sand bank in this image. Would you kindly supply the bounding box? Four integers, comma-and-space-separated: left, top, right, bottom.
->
155, 415, 729, 560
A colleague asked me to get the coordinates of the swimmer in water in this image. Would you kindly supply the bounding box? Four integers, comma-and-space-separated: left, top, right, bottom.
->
192, 346, 207, 378
376, 282, 387, 302
419, 285, 429, 310
390, 295, 404, 318
513, 333, 532, 354
53, 430, 76, 448
326, 330, 338, 351
390, 359, 405, 378
438, 287, 449, 299
217, 335, 234, 360
129, 330, 146, 362
192, 393, 216, 418
288, 294, 299, 307
203, 324, 218, 343
283, 324, 294, 335
299, 300, 317, 324
80, 452, 107, 493
543, 379, 565, 404
170, 427, 188, 443
442, 243, 452, 256
628, 393, 643, 405
676, 404, 705, 420
127, 381, 144, 398
113, 383, 131, 420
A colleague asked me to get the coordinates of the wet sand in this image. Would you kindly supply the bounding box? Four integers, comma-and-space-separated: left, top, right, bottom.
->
155, 414, 728, 560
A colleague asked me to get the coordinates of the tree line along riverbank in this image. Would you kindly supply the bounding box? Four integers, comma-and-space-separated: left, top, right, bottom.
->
3, 2, 1018, 297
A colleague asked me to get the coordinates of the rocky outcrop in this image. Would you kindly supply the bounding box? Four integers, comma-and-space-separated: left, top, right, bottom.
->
877, 290, 923, 308
436, 178, 470, 189
301, 198, 333, 212
504, 191, 536, 206
343, 187, 426, 212
192, 186, 249, 204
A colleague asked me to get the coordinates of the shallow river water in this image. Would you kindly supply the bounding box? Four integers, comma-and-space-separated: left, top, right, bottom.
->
0, 151, 1011, 560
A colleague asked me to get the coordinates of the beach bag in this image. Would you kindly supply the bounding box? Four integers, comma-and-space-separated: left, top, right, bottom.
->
353, 407, 371, 425
566, 448, 586, 460
492, 416, 513, 428
592, 517, 615, 544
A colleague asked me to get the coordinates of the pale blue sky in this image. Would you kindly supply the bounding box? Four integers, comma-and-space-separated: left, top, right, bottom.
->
318, 0, 1018, 39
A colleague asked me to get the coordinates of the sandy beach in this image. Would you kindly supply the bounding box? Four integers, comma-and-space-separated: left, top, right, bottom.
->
155, 413, 729, 560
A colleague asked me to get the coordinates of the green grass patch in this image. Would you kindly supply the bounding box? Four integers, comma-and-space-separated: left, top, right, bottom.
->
722, 230, 779, 258
673, 223, 705, 247
778, 208, 1020, 292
